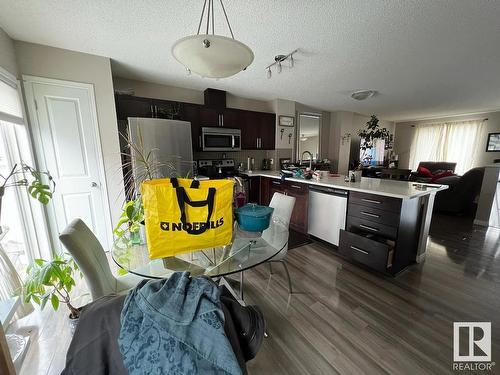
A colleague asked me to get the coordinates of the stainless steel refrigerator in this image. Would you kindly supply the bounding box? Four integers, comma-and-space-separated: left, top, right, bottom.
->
127, 118, 193, 188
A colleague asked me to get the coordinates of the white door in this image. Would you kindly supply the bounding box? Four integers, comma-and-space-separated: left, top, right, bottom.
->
24, 77, 112, 251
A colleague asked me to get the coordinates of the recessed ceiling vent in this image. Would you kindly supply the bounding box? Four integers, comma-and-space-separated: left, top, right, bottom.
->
351, 90, 377, 100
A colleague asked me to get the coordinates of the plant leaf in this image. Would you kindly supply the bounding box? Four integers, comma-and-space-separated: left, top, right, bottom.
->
51, 294, 60, 310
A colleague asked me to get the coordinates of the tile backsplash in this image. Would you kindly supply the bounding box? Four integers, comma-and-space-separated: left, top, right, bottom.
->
194, 148, 293, 171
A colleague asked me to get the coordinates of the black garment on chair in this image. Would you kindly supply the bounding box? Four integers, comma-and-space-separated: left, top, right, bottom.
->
62, 285, 265, 374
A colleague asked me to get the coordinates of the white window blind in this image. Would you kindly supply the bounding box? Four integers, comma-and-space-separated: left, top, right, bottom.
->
0, 68, 23, 124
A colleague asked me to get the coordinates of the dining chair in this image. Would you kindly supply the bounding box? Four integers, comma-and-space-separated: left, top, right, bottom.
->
59, 219, 145, 300
261, 192, 296, 294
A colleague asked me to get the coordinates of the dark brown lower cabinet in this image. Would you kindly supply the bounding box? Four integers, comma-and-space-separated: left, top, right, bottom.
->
340, 191, 422, 275
260, 177, 308, 234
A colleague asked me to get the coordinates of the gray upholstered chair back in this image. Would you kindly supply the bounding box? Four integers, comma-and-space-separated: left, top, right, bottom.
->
59, 218, 117, 300
262, 192, 296, 260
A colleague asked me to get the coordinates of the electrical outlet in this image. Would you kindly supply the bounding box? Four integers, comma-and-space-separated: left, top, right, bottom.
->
270, 158, 274, 165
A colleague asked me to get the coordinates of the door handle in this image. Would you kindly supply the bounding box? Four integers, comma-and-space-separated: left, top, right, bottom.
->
91, 182, 98, 188
360, 211, 380, 218
361, 198, 381, 204
350, 245, 369, 255
359, 223, 379, 232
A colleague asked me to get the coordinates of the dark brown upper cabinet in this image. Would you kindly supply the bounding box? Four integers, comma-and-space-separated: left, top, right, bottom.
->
115, 95, 154, 120
115, 94, 276, 151
241, 110, 276, 150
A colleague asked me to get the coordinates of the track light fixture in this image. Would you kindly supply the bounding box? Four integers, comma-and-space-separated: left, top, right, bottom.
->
265, 49, 298, 78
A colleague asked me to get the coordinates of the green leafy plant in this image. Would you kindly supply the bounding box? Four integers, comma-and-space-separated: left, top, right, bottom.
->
0, 162, 55, 204
23, 254, 82, 319
114, 197, 144, 239
358, 115, 391, 164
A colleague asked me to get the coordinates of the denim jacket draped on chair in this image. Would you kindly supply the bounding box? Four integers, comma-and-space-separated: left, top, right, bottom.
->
118, 272, 242, 374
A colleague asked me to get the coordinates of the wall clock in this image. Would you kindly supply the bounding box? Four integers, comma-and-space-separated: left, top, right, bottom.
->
279, 115, 295, 127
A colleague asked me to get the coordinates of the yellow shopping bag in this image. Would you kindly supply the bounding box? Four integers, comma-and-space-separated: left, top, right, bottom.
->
141, 177, 234, 259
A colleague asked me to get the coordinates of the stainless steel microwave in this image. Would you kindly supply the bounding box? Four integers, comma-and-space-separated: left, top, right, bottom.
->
201, 127, 241, 151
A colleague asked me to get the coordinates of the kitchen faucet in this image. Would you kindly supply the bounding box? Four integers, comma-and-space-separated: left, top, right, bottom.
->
300, 151, 313, 170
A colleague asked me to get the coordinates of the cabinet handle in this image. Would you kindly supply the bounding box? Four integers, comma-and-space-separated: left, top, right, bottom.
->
272, 181, 281, 185
155, 105, 158, 118
360, 211, 380, 218
256, 138, 259, 148
150, 105, 154, 117
221, 114, 224, 127
359, 224, 379, 232
350, 245, 369, 255
361, 198, 381, 204
290, 184, 302, 189
199, 136, 202, 148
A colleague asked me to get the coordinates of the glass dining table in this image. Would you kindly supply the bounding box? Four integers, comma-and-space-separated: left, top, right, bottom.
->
111, 220, 289, 300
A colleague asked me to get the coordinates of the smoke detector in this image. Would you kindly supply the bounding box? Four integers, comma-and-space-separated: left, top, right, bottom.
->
351, 90, 377, 100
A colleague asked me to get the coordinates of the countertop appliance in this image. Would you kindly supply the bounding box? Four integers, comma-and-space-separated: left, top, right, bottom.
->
127, 117, 193, 182
308, 185, 348, 246
201, 127, 241, 151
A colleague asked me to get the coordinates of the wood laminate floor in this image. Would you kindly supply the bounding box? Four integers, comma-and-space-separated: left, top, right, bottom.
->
9, 214, 500, 374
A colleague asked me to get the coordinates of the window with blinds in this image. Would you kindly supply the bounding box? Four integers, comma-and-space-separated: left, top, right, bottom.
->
0, 69, 23, 124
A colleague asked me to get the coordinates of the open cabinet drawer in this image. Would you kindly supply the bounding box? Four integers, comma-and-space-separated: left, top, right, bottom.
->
338, 230, 394, 273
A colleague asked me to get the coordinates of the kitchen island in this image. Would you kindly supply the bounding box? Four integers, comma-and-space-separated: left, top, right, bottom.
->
245, 171, 448, 275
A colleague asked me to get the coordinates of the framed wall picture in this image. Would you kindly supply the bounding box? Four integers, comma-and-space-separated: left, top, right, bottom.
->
279, 115, 295, 127
486, 132, 500, 152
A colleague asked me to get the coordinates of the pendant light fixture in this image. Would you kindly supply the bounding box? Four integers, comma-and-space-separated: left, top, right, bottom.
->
172, 0, 254, 79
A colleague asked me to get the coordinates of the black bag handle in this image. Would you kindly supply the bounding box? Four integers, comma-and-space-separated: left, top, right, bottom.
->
170, 177, 200, 189
172, 177, 216, 235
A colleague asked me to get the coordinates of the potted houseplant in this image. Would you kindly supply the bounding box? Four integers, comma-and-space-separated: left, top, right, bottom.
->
23, 254, 83, 332
114, 197, 144, 243
358, 115, 392, 166
0, 162, 54, 233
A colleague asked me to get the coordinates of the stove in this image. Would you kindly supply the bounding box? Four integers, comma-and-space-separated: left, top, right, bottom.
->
196, 159, 240, 179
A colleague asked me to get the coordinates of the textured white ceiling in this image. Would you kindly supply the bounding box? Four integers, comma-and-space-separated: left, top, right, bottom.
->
1, 0, 500, 121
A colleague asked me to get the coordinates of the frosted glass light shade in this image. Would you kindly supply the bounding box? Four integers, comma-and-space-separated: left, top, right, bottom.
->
172, 34, 254, 78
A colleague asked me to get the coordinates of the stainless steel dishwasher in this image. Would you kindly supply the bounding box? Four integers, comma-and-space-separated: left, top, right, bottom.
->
308, 185, 348, 246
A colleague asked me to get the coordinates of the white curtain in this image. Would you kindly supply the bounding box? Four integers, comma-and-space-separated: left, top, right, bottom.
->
409, 120, 486, 175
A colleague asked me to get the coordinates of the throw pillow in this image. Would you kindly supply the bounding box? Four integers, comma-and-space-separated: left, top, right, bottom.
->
431, 170, 455, 183
417, 166, 433, 177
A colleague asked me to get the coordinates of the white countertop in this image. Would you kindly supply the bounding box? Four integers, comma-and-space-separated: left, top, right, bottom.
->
245, 170, 448, 200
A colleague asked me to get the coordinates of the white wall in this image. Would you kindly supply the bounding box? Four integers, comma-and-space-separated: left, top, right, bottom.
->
113, 77, 274, 113
394, 111, 500, 169
15, 41, 124, 227
0, 27, 18, 77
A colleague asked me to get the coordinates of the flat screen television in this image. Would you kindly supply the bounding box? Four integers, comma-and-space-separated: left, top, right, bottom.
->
486, 133, 500, 152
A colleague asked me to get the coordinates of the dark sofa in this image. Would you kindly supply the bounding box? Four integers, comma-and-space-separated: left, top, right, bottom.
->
433, 167, 485, 215
410, 161, 457, 182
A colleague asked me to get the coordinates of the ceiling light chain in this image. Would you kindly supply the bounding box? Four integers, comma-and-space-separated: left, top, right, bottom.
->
266, 49, 298, 79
